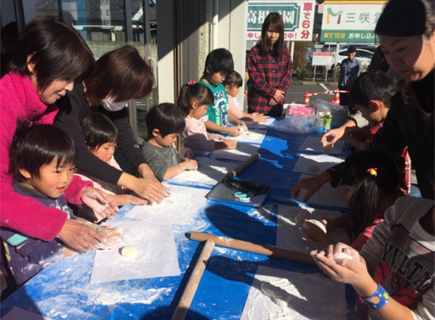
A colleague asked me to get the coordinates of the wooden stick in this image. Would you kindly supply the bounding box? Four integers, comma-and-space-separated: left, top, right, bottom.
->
171, 239, 215, 320
189, 232, 315, 266
224, 153, 260, 179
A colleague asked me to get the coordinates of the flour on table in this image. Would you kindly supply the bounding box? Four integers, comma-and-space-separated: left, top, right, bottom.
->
303, 219, 327, 234
125, 184, 208, 226
276, 205, 350, 254
241, 266, 348, 320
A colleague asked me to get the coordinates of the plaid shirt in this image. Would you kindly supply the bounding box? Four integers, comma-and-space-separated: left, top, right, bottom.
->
361, 122, 411, 195
247, 45, 292, 114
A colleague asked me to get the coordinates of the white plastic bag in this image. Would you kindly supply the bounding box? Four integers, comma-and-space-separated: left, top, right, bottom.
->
274, 115, 323, 134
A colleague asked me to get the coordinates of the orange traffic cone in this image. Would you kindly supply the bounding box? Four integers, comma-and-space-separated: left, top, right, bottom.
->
304, 92, 310, 105
331, 89, 340, 105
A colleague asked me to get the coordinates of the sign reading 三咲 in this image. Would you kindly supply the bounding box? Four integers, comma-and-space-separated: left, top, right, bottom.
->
320, 1, 386, 42
247, 0, 316, 42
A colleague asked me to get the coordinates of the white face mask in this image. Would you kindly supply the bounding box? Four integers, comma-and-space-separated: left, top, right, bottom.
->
100, 96, 128, 112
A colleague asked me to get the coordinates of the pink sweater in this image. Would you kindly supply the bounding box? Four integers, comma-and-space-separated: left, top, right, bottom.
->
0, 73, 92, 241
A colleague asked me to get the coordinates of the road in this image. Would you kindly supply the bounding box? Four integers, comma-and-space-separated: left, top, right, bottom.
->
285, 81, 339, 105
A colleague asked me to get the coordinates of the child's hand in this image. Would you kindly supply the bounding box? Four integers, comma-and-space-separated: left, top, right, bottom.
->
183, 158, 198, 170
302, 219, 328, 243
211, 134, 226, 141
252, 113, 267, 123
81, 186, 119, 221
224, 140, 237, 149
128, 194, 148, 205
227, 126, 242, 136
311, 243, 369, 286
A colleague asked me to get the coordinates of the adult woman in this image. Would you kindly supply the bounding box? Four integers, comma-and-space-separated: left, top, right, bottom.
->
0, 19, 117, 253
292, 0, 435, 201
247, 12, 292, 117
55, 46, 168, 202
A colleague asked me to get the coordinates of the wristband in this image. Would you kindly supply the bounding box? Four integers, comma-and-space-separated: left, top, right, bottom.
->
362, 284, 390, 310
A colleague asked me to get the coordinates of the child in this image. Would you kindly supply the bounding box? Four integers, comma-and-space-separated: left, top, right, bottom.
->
223, 71, 267, 123
311, 175, 434, 320
1, 125, 119, 287
177, 81, 237, 157
292, 0, 434, 202
200, 48, 242, 136
247, 12, 292, 117
303, 149, 400, 252
75, 113, 146, 213
346, 71, 411, 195
142, 103, 198, 181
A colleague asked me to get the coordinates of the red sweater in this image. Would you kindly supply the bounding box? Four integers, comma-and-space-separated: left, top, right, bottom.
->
0, 73, 92, 241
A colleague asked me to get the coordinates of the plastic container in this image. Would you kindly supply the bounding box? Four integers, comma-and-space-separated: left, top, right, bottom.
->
311, 100, 349, 128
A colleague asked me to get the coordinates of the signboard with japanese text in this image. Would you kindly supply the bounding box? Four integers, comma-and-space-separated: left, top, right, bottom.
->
247, 0, 316, 42
312, 52, 333, 66
320, 1, 386, 43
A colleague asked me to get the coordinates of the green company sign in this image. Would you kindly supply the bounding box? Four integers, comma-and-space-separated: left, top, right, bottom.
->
248, 4, 300, 31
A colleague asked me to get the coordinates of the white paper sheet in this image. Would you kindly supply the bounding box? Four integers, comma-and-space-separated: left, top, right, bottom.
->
245, 117, 275, 129
292, 153, 345, 174
276, 205, 350, 253
297, 173, 348, 208
1, 308, 54, 320
210, 143, 259, 162
299, 136, 345, 155
227, 129, 266, 145
125, 184, 209, 226
90, 220, 180, 284
241, 266, 348, 320
169, 157, 238, 186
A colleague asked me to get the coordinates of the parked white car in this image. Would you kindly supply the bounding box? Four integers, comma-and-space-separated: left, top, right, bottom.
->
328, 48, 374, 72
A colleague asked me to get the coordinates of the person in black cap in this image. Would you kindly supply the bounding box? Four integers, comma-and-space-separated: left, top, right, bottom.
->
338, 45, 361, 107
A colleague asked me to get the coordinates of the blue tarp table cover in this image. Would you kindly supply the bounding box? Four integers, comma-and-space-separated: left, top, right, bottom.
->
1, 125, 357, 320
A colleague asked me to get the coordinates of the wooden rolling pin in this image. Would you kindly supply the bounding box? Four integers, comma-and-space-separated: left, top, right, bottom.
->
224, 153, 260, 179
189, 231, 315, 266
171, 240, 215, 320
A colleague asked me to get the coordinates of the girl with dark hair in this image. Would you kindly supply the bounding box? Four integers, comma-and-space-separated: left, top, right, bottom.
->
142, 103, 198, 181
0, 18, 117, 255
303, 149, 400, 252
55, 45, 169, 204
247, 12, 292, 117
223, 70, 267, 123
75, 113, 146, 221
177, 81, 237, 156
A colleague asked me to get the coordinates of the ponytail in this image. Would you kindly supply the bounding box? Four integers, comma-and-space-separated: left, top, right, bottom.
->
176, 82, 214, 117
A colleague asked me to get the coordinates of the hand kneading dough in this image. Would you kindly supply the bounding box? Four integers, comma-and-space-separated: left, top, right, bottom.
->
322, 142, 334, 154
303, 219, 327, 234
307, 164, 319, 173
332, 252, 353, 263
121, 246, 138, 259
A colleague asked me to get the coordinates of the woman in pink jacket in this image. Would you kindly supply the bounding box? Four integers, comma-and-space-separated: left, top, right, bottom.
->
0, 19, 117, 253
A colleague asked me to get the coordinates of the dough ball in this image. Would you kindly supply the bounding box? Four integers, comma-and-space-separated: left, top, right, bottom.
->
303, 219, 327, 234
322, 142, 334, 154
121, 246, 138, 259
307, 164, 319, 173
332, 252, 353, 264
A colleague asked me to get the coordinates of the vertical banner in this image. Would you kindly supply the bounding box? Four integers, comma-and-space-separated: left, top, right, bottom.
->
320, 1, 386, 42
247, 0, 316, 41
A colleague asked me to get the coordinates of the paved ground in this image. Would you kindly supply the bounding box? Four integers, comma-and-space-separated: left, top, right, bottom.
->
286, 81, 339, 105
